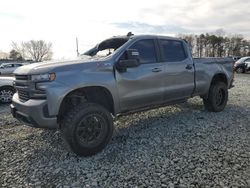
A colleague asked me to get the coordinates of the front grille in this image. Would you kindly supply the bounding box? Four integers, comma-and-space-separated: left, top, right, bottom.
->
14, 74, 31, 102
15, 75, 30, 81
14, 74, 46, 102
17, 89, 30, 101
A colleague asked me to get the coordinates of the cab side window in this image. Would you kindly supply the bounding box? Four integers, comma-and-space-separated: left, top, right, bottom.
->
129, 40, 157, 64
4, 64, 13, 68
160, 40, 187, 62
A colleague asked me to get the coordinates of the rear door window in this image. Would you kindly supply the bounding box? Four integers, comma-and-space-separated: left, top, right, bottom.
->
160, 40, 187, 62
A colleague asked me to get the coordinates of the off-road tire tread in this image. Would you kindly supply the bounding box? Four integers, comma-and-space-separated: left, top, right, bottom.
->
203, 82, 228, 112
61, 102, 113, 156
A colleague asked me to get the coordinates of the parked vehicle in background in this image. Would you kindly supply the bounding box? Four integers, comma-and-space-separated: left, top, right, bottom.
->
234, 56, 250, 73
0, 77, 15, 103
232, 56, 241, 62
0, 63, 24, 75
11, 34, 234, 156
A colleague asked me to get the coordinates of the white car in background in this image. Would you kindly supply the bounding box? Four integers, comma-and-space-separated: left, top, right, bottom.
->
0, 77, 15, 103
0, 63, 23, 75
234, 56, 250, 73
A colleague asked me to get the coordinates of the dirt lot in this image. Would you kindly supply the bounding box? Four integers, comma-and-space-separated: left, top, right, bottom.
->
1, 74, 250, 187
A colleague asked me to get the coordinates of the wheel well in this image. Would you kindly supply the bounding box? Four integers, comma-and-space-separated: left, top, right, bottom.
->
57, 86, 114, 123
201, 73, 228, 100
0, 85, 15, 91
211, 73, 228, 86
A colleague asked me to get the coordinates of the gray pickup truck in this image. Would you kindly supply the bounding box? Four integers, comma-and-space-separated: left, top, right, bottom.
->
11, 34, 234, 156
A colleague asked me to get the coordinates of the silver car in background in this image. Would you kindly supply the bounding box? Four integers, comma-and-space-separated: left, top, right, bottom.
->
234, 56, 250, 73
0, 76, 15, 103
0, 63, 23, 75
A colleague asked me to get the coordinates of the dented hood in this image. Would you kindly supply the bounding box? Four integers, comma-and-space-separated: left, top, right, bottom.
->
13, 57, 101, 75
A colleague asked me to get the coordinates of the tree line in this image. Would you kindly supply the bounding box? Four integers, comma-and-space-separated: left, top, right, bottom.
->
9, 40, 53, 62
178, 31, 250, 58
4, 31, 250, 62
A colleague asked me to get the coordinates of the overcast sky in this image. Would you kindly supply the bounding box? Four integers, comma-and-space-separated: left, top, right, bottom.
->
0, 0, 250, 59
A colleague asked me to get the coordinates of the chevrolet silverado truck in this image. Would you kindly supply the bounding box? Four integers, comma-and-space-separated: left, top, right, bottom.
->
0, 76, 15, 103
11, 34, 234, 156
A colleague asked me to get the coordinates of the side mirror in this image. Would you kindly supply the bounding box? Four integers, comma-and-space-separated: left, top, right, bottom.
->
116, 49, 140, 72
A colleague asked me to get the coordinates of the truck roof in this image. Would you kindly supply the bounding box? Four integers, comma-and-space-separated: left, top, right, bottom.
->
83, 34, 185, 56
132, 34, 182, 40
111, 34, 183, 41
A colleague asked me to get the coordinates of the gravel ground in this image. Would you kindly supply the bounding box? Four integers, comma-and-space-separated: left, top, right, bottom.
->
1, 74, 250, 187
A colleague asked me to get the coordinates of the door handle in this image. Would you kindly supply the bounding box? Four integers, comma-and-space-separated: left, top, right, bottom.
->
186, 64, 193, 70
152, 68, 162, 72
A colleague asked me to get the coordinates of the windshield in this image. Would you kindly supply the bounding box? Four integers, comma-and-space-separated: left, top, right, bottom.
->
81, 37, 129, 58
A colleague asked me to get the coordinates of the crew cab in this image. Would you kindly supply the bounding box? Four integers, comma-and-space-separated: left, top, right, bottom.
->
11, 34, 234, 156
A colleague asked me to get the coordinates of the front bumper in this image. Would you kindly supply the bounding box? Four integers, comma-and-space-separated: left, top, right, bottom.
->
11, 93, 58, 129
234, 64, 247, 71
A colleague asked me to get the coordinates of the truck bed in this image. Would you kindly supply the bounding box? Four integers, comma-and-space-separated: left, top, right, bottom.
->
193, 57, 234, 64
193, 57, 234, 96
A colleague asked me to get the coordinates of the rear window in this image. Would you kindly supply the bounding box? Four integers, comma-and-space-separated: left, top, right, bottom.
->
160, 40, 187, 62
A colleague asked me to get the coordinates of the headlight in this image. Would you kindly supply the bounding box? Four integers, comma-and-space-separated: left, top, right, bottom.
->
31, 73, 56, 82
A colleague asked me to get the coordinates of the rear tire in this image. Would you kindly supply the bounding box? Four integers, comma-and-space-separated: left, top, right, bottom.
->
203, 82, 228, 112
61, 102, 113, 156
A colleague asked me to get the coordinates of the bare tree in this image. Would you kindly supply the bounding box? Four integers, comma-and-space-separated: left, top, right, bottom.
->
12, 42, 26, 59
9, 49, 23, 61
177, 31, 250, 58
12, 40, 53, 62
177, 34, 196, 55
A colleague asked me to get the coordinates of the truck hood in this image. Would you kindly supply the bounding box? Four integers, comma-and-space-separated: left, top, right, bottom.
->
13, 56, 106, 75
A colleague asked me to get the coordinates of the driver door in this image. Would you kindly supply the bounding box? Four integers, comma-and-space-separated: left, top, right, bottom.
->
115, 39, 164, 112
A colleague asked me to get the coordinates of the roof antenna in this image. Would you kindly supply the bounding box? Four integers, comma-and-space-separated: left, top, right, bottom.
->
127, 32, 134, 37
76, 37, 79, 56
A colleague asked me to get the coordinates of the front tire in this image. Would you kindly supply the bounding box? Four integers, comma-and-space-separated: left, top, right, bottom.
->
235, 67, 245, 73
61, 102, 114, 156
203, 82, 228, 112
0, 87, 15, 103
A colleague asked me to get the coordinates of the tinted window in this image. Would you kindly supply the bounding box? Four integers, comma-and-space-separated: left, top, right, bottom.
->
129, 40, 157, 63
160, 40, 187, 62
